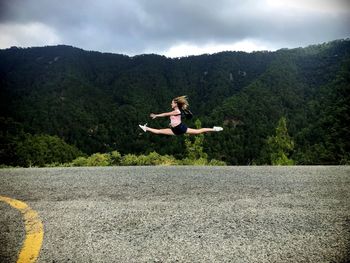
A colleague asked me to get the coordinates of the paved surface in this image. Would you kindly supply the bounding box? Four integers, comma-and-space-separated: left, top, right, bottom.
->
0, 166, 349, 263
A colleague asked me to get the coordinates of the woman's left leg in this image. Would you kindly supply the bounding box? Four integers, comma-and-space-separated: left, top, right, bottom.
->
186, 128, 215, 135
146, 127, 175, 135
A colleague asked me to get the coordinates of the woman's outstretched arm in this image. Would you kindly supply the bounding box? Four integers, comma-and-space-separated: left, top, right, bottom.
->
150, 110, 180, 119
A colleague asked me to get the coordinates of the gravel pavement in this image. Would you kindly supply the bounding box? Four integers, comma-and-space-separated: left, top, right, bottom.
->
0, 166, 349, 262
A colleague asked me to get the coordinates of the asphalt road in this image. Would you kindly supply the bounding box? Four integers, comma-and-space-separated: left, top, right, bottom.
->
0, 166, 349, 262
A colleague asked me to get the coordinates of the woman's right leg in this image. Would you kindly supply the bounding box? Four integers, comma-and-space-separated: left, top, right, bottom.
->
186, 126, 223, 135
186, 128, 215, 134
146, 127, 175, 136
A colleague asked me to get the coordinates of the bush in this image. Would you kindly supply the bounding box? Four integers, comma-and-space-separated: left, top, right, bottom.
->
86, 153, 110, 166
157, 155, 178, 165
15, 134, 83, 167
45, 162, 71, 167
109, 150, 122, 165
121, 154, 140, 166
271, 152, 295, 165
208, 159, 227, 166
144, 151, 160, 165
120, 152, 178, 166
148, 152, 178, 165
0, 164, 16, 169
71, 156, 89, 167
68, 150, 223, 167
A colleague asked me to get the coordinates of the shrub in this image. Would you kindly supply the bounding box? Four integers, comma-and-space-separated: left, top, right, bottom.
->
157, 154, 178, 165
144, 151, 161, 165
148, 152, 178, 165
120, 152, 178, 166
208, 159, 227, 166
71, 156, 89, 167
15, 134, 83, 167
120, 154, 140, 166
86, 153, 110, 166
109, 150, 122, 165
45, 162, 71, 167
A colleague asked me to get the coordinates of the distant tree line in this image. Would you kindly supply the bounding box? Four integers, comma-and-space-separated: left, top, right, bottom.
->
0, 39, 349, 166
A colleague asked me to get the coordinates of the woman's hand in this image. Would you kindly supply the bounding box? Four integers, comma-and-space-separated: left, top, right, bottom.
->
150, 113, 157, 119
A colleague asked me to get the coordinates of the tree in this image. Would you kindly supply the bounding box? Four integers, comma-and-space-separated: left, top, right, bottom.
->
184, 119, 208, 160
15, 134, 83, 167
1, 41, 350, 166
267, 117, 294, 165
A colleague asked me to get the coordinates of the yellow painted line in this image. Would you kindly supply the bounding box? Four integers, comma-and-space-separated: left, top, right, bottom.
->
0, 196, 44, 263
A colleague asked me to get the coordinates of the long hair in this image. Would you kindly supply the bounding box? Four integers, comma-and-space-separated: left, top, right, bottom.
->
173, 95, 189, 110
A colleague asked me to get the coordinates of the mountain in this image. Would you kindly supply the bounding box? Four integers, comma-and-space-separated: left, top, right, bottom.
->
1, 39, 349, 166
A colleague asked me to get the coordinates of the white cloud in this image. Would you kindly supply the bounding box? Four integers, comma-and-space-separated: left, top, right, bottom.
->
0, 22, 60, 48
266, 0, 350, 14
162, 39, 278, 58
0, 0, 349, 55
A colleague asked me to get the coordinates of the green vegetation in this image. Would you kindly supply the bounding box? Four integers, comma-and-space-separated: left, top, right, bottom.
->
267, 117, 294, 165
184, 119, 208, 160
0, 39, 349, 166
62, 151, 225, 167
14, 134, 82, 167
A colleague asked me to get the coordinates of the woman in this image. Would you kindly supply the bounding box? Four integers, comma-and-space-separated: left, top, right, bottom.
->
139, 96, 223, 135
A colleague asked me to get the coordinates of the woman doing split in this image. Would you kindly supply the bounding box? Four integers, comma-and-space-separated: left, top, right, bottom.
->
138, 96, 223, 136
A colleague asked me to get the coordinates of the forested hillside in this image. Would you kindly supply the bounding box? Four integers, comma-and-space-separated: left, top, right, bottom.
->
1, 39, 349, 166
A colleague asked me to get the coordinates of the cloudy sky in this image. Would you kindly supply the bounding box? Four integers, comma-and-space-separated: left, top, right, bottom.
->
0, 0, 349, 57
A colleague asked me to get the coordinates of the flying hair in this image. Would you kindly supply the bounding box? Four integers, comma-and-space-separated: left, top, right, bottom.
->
173, 95, 189, 110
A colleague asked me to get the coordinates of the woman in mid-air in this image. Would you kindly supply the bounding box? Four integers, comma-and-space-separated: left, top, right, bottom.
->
139, 96, 223, 136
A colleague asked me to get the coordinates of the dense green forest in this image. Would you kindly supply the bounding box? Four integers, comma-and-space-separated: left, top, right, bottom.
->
1, 39, 349, 166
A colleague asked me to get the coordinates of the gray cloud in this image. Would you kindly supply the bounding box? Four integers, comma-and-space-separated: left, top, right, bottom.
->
0, 0, 349, 56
